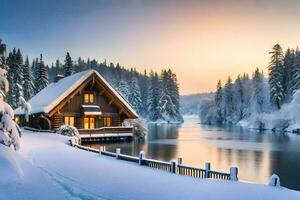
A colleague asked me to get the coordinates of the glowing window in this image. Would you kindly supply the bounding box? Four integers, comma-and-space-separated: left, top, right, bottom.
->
64, 117, 75, 126
104, 117, 112, 127
84, 117, 95, 129
89, 94, 94, 103
84, 94, 89, 103
84, 93, 95, 103
90, 118, 95, 129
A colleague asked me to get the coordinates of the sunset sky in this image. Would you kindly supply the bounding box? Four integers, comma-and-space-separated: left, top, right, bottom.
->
1, 0, 300, 94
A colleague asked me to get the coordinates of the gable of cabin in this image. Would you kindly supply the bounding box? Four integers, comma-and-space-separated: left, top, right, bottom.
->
48, 73, 136, 130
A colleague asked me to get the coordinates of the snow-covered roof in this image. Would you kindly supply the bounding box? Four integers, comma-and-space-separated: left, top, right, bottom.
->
14, 70, 138, 118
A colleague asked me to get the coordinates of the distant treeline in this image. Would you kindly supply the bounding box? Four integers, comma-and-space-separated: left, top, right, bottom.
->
200, 44, 300, 125
0, 39, 183, 123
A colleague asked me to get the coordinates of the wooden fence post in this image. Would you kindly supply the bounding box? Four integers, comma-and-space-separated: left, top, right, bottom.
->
170, 161, 176, 173
99, 146, 103, 155
177, 157, 182, 165
268, 174, 280, 187
205, 162, 211, 178
139, 151, 145, 165
230, 167, 238, 181
116, 148, 121, 159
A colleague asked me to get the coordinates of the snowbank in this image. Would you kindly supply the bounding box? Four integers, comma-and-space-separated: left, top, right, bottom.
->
0, 130, 299, 200
240, 90, 300, 132
0, 145, 72, 200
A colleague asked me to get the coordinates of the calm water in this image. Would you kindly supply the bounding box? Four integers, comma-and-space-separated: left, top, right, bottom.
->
84, 117, 300, 190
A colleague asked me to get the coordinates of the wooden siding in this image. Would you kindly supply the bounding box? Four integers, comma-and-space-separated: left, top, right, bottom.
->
50, 81, 124, 130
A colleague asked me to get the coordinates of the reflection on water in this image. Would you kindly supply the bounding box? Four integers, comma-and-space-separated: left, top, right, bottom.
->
84, 117, 300, 190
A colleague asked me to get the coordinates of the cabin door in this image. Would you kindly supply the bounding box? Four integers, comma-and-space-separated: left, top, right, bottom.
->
84, 117, 95, 129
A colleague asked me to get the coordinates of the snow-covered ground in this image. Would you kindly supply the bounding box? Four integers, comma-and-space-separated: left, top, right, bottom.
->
1, 130, 299, 200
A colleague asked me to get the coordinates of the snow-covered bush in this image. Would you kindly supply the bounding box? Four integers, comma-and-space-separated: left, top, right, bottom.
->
124, 119, 147, 140
57, 125, 80, 146
56, 125, 79, 136
0, 68, 21, 151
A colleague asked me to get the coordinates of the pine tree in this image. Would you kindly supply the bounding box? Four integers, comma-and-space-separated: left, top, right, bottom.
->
147, 71, 161, 121
14, 49, 23, 107
268, 44, 285, 109
252, 68, 270, 113
157, 70, 178, 122
7, 48, 23, 108
291, 48, 300, 96
117, 79, 130, 100
0, 40, 7, 70
128, 76, 142, 114
32, 57, 39, 94
223, 76, 234, 123
23, 57, 34, 101
214, 80, 223, 123
139, 70, 149, 117
35, 54, 48, 93
283, 48, 295, 101
64, 52, 73, 76
169, 70, 183, 122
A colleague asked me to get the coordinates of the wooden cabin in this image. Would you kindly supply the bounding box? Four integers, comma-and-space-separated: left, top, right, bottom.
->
14, 70, 138, 141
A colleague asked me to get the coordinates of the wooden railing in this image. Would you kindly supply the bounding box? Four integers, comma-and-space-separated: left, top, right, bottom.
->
177, 164, 206, 178
143, 158, 172, 172
78, 126, 134, 135
73, 144, 238, 181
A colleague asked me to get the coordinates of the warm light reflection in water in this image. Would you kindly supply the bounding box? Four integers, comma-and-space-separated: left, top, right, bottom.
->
85, 117, 300, 190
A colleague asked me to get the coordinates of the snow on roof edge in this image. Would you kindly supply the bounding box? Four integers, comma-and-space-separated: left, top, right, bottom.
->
43, 70, 94, 114
93, 70, 138, 118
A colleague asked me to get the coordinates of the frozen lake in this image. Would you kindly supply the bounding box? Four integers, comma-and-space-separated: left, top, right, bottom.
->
84, 116, 300, 190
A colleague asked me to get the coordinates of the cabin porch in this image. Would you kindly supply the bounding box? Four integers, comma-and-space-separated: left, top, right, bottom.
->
78, 126, 134, 142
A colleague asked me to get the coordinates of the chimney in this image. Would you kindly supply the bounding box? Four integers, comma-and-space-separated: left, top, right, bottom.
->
54, 74, 64, 82
0, 40, 7, 58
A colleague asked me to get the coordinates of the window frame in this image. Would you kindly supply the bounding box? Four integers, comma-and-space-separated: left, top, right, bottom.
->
103, 117, 112, 127
64, 116, 75, 126
83, 117, 95, 129
83, 92, 95, 104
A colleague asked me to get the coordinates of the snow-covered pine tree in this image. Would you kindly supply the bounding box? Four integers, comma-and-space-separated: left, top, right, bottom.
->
157, 70, 177, 122
6, 51, 14, 106
291, 48, 300, 96
117, 79, 130, 101
268, 44, 285, 109
35, 54, 48, 93
0, 40, 7, 70
252, 68, 270, 113
138, 70, 149, 117
169, 70, 183, 122
214, 80, 224, 123
14, 49, 24, 108
128, 76, 142, 114
32, 57, 39, 94
234, 73, 253, 121
23, 57, 34, 101
0, 62, 21, 151
158, 93, 177, 122
147, 71, 161, 121
6, 48, 23, 108
283, 48, 295, 101
64, 52, 73, 77
223, 76, 234, 123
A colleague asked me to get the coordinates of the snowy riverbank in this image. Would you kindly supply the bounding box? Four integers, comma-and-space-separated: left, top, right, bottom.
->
1, 130, 299, 200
